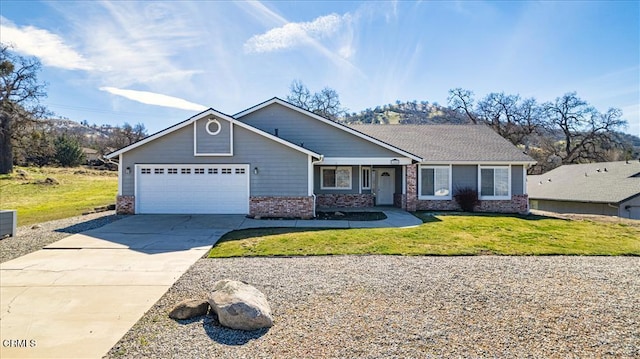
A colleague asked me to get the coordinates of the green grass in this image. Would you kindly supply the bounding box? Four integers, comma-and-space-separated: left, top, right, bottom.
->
0, 166, 118, 226
209, 213, 640, 257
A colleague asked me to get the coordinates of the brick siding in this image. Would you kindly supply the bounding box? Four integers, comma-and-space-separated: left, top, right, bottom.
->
414, 194, 529, 214
250, 196, 315, 219
116, 195, 135, 214
405, 164, 418, 211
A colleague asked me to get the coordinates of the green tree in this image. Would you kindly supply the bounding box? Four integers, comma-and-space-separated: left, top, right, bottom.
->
0, 44, 48, 174
54, 135, 85, 167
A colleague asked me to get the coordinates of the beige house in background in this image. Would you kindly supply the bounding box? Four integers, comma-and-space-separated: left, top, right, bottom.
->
528, 160, 640, 219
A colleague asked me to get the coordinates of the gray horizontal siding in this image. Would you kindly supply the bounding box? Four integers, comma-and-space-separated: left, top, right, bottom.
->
195, 117, 231, 154
511, 165, 524, 195
121, 124, 308, 197
531, 199, 618, 216
238, 104, 401, 157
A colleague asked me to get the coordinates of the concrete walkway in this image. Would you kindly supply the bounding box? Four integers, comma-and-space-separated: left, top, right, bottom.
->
0, 209, 420, 358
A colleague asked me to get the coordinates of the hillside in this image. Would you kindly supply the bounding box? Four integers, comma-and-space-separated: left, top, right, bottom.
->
343, 100, 470, 125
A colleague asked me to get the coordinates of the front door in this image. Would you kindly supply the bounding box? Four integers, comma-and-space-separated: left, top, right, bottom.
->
376, 168, 395, 205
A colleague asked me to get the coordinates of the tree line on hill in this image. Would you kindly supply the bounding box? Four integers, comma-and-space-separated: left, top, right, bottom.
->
287, 81, 638, 174
1, 44, 148, 173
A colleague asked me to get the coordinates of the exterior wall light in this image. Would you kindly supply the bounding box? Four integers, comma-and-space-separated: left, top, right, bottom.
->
126, 167, 131, 174
390, 159, 400, 165
254, 167, 259, 175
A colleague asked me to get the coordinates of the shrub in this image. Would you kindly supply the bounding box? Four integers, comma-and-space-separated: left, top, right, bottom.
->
54, 135, 85, 167
454, 187, 480, 212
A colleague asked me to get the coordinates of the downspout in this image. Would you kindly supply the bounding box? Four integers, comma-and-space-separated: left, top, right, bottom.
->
311, 155, 324, 217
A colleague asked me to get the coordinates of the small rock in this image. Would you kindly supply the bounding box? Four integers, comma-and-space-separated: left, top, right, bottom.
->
37, 177, 59, 185
254, 216, 262, 220
169, 298, 210, 320
15, 169, 30, 180
31, 224, 42, 229
208, 280, 273, 331
334, 211, 345, 216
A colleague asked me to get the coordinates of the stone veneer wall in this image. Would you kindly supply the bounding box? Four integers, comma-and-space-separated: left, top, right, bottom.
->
477, 194, 529, 214
250, 196, 314, 219
116, 195, 135, 214
405, 165, 418, 211
394, 193, 407, 209
316, 194, 374, 208
415, 194, 529, 214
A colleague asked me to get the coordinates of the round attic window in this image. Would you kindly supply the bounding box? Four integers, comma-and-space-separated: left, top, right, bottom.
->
206, 119, 221, 135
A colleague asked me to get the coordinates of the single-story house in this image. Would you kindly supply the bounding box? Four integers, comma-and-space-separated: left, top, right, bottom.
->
528, 160, 640, 219
105, 98, 535, 218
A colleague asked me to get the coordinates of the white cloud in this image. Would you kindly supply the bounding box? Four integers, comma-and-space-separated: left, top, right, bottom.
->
100, 87, 207, 112
0, 17, 94, 70
244, 13, 349, 53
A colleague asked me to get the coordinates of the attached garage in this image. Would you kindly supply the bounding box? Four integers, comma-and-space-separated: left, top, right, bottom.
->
135, 164, 249, 214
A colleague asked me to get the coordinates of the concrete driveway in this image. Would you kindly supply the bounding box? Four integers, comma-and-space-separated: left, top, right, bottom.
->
0, 215, 245, 359
0, 209, 421, 358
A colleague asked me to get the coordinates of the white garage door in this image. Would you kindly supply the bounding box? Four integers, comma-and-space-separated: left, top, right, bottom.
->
135, 164, 249, 214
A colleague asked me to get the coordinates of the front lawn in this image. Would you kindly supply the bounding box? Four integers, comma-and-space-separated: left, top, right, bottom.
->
209, 213, 640, 257
0, 167, 118, 226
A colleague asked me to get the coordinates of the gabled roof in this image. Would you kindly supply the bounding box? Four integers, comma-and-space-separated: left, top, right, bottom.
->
105, 107, 321, 159
528, 161, 640, 204
348, 124, 536, 164
234, 97, 423, 162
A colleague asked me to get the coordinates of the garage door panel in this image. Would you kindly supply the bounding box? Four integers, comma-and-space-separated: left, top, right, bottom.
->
136, 165, 249, 214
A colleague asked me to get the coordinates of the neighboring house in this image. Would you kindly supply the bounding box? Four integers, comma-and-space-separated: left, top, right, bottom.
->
82, 147, 100, 163
105, 98, 535, 217
528, 161, 640, 220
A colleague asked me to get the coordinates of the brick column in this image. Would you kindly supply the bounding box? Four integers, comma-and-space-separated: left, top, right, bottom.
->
116, 195, 135, 214
405, 164, 417, 212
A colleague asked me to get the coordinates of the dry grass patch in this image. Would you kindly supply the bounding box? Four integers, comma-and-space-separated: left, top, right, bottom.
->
0, 166, 117, 226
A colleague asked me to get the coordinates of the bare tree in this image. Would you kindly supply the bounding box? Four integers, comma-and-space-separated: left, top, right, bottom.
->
476, 92, 542, 145
0, 44, 48, 173
286, 80, 313, 111
286, 80, 345, 120
542, 92, 627, 165
447, 88, 478, 124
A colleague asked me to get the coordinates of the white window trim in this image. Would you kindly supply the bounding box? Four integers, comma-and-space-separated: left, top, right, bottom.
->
321, 166, 352, 190
418, 165, 452, 200
361, 166, 371, 190
478, 165, 511, 200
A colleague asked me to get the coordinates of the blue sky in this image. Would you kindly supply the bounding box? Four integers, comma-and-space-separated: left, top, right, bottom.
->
1, 1, 638, 136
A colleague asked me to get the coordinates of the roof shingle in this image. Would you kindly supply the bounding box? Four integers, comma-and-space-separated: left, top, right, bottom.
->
348, 124, 535, 163
527, 161, 640, 203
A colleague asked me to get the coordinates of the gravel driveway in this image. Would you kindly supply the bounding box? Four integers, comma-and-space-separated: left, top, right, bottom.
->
106, 256, 639, 358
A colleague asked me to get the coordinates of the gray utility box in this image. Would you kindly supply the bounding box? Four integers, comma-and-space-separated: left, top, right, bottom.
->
0, 210, 17, 238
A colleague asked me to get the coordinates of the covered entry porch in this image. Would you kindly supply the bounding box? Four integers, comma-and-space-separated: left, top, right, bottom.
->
312, 157, 414, 210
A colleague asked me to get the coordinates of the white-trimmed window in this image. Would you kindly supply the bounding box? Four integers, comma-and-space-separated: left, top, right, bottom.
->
479, 166, 510, 200
419, 165, 451, 199
321, 166, 352, 190
361, 167, 371, 189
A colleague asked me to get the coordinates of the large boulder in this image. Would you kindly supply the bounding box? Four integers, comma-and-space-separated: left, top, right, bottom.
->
208, 280, 273, 331
169, 298, 210, 320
